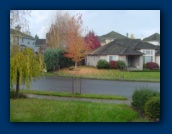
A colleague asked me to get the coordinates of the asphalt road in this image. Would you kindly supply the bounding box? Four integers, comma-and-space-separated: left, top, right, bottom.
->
22, 76, 160, 98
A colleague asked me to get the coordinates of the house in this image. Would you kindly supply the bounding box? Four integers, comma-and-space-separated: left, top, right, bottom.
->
35, 39, 48, 53
98, 31, 128, 46
143, 33, 160, 67
142, 33, 160, 46
10, 25, 35, 50
86, 38, 159, 70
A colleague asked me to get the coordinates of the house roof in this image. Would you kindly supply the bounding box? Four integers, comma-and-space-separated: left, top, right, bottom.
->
35, 39, 46, 46
134, 41, 158, 50
142, 33, 160, 42
98, 31, 128, 42
89, 40, 143, 56
88, 38, 158, 56
115, 39, 141, 49
10, 28, 35, 40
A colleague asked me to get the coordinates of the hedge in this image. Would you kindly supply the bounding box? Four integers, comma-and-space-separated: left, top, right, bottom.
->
109, 60, 118, 69
97, 60, 110, 69
144, 96, 160, 120
146, 62, 159, 70
132, 87, 160, 112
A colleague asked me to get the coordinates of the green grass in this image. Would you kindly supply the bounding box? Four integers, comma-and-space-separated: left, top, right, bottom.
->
10, 98, 140, 122
46, 66, 160, 82
20, 90, 127, 100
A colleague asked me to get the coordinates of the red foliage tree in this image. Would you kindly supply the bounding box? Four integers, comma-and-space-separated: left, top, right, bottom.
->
84, 31, 101, 50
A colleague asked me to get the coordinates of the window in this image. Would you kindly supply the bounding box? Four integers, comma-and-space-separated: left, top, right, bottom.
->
143, 56, 153, 64
33, 42, 34, 45
109, 55, 117, 61
145, 51, 150, 54
22, 38, 24, 43
143, 50, 153, 55
28, 42, 30, 44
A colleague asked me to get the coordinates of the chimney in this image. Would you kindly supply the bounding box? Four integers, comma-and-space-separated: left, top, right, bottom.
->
126, 33, 129, 38
15, 25, 21, 32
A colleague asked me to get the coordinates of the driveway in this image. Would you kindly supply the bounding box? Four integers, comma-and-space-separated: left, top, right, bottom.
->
21, 76, 160, 99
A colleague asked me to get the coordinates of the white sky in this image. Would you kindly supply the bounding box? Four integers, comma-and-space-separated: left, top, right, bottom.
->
27, 10, 160, 39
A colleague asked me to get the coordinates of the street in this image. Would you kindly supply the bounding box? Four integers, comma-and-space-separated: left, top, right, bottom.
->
21, 76, 160, 98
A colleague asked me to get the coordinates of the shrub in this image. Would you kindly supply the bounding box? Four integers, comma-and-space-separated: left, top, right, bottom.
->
144, 96, 160, 120
117, 60, 126, 70
109, 60, 118, 69
44, 48, 74, 72
97, 60, 110, 69
146, 62, 159, 70
69, 66, 75, 70
132, 88, 160, 112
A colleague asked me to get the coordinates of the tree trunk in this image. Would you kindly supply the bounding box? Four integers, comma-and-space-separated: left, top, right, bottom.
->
16, 71, 20, 98
75, 62, 77, 68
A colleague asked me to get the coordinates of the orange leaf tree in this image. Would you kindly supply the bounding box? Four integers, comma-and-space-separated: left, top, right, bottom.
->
64, 14, 90, 68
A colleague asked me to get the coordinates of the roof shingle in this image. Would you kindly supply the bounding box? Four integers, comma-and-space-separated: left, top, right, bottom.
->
88, 38, 158, 56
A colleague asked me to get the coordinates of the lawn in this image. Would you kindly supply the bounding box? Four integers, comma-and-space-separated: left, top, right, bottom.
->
10, 98, 142, 122
48, 66, 160, 82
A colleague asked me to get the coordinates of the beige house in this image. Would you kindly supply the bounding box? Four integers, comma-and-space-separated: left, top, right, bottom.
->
86, 39, 159, 70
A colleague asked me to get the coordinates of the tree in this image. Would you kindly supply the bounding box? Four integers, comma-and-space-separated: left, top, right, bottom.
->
64, 14, 90, 68
84, 31, 101, 50
35, 34, 39, 40
46, 11, 71, 49
10, 10, 31, 32
10, 45, 45, 97
44, 48, 74, 71
130, 33, 135, 39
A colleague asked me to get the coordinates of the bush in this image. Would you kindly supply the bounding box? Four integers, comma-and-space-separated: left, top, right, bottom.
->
144, 96, 160, 120
146, 62, 159, 70
69, 66, 75, 70
117, 60, 126, 70
132, 88, 160, 112
44, 48, 74, 72
109, 60, 118, 69
97, 60, 110, 69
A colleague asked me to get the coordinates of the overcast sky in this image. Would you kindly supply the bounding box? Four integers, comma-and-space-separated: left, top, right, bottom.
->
27, 10, 160, 39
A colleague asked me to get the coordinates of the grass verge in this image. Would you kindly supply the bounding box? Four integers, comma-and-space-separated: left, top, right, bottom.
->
45, 66, 160, 82
19, 90, 127, 100
10, 98, 140, 122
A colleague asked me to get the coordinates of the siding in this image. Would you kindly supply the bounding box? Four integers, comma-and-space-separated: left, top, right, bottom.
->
156, 56, 160, 68
86, 56, 100, 67
19, 38, 35, 50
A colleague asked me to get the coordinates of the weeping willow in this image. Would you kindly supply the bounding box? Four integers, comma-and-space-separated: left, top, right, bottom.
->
10, 45, 45, 97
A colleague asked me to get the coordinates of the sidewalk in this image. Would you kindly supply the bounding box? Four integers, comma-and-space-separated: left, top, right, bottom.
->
26, 94, 132, 106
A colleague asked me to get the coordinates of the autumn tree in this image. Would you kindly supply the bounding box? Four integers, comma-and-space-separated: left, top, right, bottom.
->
64, 14, 90, 68
10, 45, 45, 97
10, 10, 31, 32
84, 31, 101, 50
46, 11, 71, 49
130, 33, 135, 39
